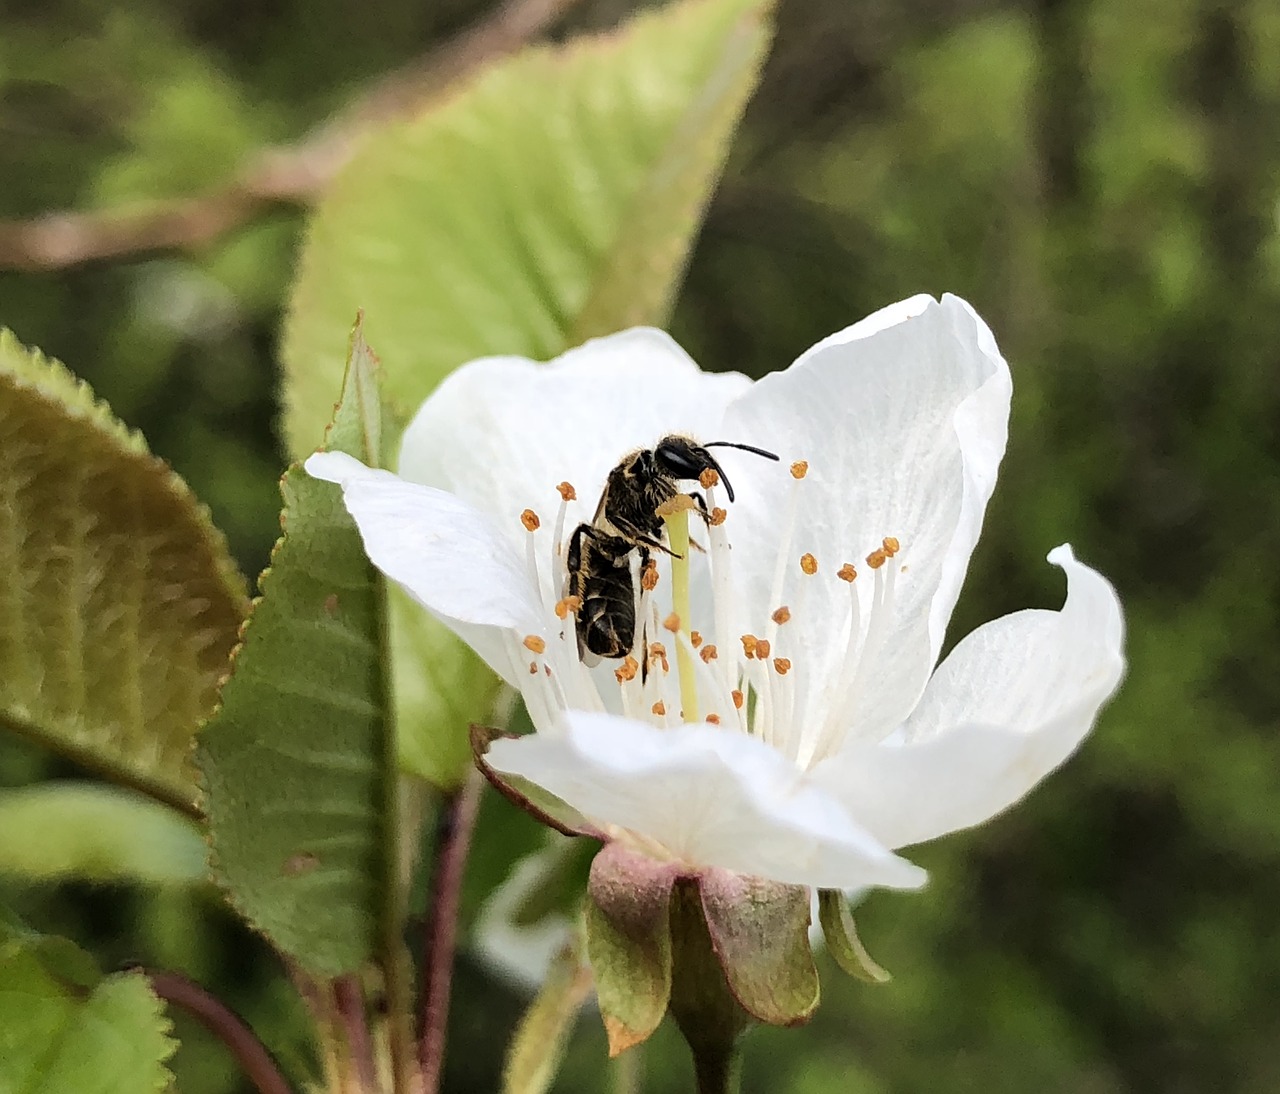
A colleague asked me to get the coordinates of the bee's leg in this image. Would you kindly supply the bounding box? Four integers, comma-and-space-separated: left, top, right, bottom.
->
686, 491, 712, 522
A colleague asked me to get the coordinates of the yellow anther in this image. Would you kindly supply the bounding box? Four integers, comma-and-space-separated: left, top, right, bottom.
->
528, 661, 538, 675
800, 553, 818, 575
731, 689, 744, 710
641, 559, 659, 591
771, 606, 792, 625
556, 481, 577, 501
699, 467, 720, 489
740, 634, 759, 658
706, 713, 722, 725
523, 634, 546, 654
709, 507, 727, 526
790, 460, 809, 480
663, 612, 681, 633
554, 595, 582, 619
837, 563, 858, 583
521, 509, 540, 532
883, 536, 901, 556
755, 638, 772, 660
700, 644, 719, 663
690, 630, 703, 648
615, 656, 640, 683
652, 700, 666, 716
866, 548, 888, 570
773, 657, 792, 675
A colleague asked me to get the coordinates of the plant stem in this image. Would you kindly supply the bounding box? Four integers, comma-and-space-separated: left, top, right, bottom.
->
334, 975, 378, 1091
662, 507, 699, 722
143, 968, 296, 1094
611, 1042, 644, 1094
416, 768, 484, 1093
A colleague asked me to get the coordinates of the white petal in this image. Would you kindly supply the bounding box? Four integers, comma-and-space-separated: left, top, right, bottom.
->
471, 838, 581, 992
486, 713, 927, 891
720, 294, 1012, 748
397, 328, 753, 534
811, 546, 1125, 849
305, 451, 542, 685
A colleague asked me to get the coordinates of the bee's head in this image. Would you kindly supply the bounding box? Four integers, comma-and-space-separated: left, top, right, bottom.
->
653, 434, 780, 503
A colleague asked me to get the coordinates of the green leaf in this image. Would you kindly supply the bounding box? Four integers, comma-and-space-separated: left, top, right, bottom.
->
0, 783, 205, 885
817, 889, 892, 984
197, 320, 395, 977
0, 329, 248, 817
0, 916, 176, 1094
280, 0, 775, 787
501, 942, 592, 1094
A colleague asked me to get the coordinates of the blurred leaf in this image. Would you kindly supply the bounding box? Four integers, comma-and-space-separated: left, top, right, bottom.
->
0, 783, 205, 885
0, 329, 248, 816
281, 0, 775, 788
0, 914, 175, 1093
197, 320, 394, 977
502, 943, 592, 1094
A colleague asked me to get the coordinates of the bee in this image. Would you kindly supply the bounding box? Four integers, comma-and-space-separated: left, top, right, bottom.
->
567, 435, 779, 662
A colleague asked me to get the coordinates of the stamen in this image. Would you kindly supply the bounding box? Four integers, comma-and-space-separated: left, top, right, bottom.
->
773, 657, 792, 675
699, 468, 719, 489
771, 606, 792, 625
883, 536, 900, 556
663, 612, 680, 633
523, 634, 546, 654
764, 468, 806, 655
690, 630, 703, 648
709, 507, 727, 527
837, 563, 857, 583
755, 638, 772, 660
554, 596, 581, 619
866, 548, 888, 569
528, 661, 538, 675
662, 506, 699, 723
700, 645, 718, 663
706, 713, 721, 725
641, 558, 659, 592
615, 656, 640, 684
790, 460, 809, 479
557, 482, 577, 502
800, 552, 818, 575
731, 689, 744, 709
652, 700, 666, 716
521, 509, 540, 532
740, 634, 759, 659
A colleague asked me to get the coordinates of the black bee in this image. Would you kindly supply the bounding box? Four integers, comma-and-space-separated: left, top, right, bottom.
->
567, 435, 779, 662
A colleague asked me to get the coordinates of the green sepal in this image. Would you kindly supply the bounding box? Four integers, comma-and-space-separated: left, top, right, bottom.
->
0, 328, 247, 816
698, 871, 819, 1025
197, 317, 396, 977
817, 889, 892, 984
584, 843, 679, 1056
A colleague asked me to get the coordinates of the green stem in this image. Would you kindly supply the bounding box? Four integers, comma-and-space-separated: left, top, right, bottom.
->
662, 508, 698, 722
611, 1042, 644, 1094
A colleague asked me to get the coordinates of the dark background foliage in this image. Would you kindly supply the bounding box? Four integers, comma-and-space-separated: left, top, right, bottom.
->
1, 0, 1277, 1090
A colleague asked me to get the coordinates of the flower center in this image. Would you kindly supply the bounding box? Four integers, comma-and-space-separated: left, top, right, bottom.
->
508, 466, 904, 773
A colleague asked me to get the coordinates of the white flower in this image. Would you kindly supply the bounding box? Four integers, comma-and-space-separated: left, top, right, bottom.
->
307, 294, 1125, 894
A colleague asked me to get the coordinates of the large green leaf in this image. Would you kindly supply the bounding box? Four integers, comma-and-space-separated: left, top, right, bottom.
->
281, 0, 774, 787
197, 322, 395, 977
0, 783, 205, 885
0, 913, 176, 1094
0, 329, 248, 817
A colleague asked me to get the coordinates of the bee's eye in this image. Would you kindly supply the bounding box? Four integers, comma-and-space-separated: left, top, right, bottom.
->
654, 440, 706, 479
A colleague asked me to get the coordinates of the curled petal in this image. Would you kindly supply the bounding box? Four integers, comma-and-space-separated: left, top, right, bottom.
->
812, 546, 1125, 849
721, 294, 1012, 747
305, 451, 540, 684
485, 713, 927, 892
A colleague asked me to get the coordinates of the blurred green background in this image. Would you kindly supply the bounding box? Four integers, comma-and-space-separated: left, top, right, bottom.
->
2, 0, 1278, 1090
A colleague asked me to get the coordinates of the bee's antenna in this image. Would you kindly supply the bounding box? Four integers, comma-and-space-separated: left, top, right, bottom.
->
704, 441, 781, 462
